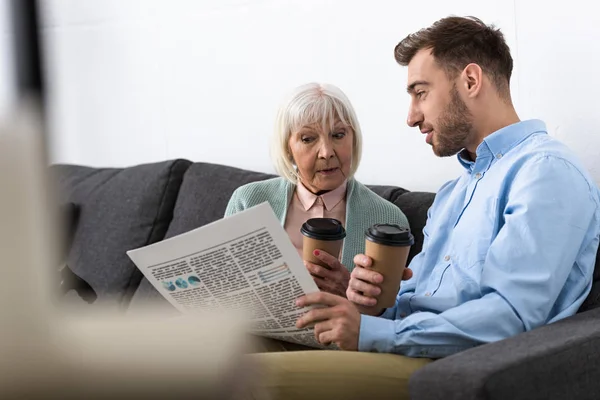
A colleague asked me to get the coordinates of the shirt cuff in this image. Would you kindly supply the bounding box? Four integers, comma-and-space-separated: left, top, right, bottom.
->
358, 314, 396, 353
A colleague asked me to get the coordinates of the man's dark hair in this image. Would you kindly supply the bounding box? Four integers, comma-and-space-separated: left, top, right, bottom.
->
395, 16, 513, 98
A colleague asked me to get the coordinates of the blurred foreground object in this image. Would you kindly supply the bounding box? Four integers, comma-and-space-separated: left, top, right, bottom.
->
2, 0, 264, 395
0, 101, 263, 399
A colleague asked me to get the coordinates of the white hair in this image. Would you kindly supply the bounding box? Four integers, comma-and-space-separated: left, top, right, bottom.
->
270, 82, 363, 184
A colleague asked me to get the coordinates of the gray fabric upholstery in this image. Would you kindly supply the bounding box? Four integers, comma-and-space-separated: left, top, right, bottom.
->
579, 254, 600, 312
57, 202, 79, 262
409, 307, 600, 400
51, 159, 191, 306
51, 158, 600, 399
366, 185, 409, 203
164, 162, 277, 238
392, 192, 435, 264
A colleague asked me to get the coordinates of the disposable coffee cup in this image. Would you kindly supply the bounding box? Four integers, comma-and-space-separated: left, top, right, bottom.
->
301, 218, 346, 269
365, 224, 414, 308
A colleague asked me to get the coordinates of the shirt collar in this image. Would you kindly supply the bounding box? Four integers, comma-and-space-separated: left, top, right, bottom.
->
457, 119, 547, 171
457, 150, 475, 171
296, 180, 347, 211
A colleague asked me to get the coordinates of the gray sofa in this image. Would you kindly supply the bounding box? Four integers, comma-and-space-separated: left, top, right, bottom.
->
52, 159, 600, 400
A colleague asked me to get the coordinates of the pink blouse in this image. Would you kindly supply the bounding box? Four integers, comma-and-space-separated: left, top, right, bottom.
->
284, 180, 347, 258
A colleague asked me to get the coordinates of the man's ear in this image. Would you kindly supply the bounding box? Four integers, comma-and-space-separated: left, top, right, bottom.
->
460, 63, 483, 98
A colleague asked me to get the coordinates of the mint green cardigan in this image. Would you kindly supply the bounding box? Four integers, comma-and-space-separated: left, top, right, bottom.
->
224, 177, 409, 271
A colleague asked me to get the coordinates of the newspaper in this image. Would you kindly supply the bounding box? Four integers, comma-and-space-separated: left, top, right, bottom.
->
126, 202, 333, 349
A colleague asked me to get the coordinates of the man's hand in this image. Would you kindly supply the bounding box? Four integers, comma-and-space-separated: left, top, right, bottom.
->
296, 291, 360, 351
304, 249, 350, 297
346, 254, 413, 316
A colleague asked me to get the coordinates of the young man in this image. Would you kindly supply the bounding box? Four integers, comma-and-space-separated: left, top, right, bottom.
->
250, 16, 600, 399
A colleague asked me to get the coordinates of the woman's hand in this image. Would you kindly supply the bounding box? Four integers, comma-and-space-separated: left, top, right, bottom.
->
304, 250, 350, 297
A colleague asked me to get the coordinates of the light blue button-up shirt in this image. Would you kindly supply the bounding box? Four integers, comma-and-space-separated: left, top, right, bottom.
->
359, 120, 600, 358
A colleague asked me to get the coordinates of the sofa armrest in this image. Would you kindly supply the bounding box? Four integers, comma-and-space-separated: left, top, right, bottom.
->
409, 307, 600, 400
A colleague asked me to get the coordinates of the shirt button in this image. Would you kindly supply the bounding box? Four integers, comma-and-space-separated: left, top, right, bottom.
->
475, 172, 482, 179
400, 312, 407, 318
496, 153, 503, 159
444, 255, 450, 261
425, 292, 431, 297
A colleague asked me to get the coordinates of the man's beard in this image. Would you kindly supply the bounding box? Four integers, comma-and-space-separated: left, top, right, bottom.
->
432, 85, 475, 157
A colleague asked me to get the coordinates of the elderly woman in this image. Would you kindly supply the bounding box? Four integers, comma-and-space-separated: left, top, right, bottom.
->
225, 83, 409, 297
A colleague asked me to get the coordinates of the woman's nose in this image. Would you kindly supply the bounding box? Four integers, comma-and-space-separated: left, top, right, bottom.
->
318, 141, 335, 158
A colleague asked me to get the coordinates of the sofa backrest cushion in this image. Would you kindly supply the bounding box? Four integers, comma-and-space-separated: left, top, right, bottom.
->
392, 192, 436, 264
51, 159, 191, 306
165, 162, 276, 238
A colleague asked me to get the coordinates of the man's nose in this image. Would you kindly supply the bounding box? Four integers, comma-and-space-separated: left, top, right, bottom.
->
407, 101, 423, 128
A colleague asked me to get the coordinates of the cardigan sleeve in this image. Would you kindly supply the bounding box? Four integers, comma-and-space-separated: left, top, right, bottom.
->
391, 207, 410, 231
224, 188, 244, 217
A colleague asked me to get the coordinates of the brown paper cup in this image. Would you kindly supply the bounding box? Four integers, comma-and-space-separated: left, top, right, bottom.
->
300, 218, 346, 270
364, 240, 411, 308
302, 236, 344, 269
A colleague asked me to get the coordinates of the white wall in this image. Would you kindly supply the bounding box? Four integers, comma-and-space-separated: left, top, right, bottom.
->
39, 0, 600, 192
513, 1, 600, 182
0, 0, 15, 118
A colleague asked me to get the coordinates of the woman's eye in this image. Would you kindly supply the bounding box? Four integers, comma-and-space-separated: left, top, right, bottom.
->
301, 136, 315, 143
332, 131, 346, 139
416, 91, 425, 99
